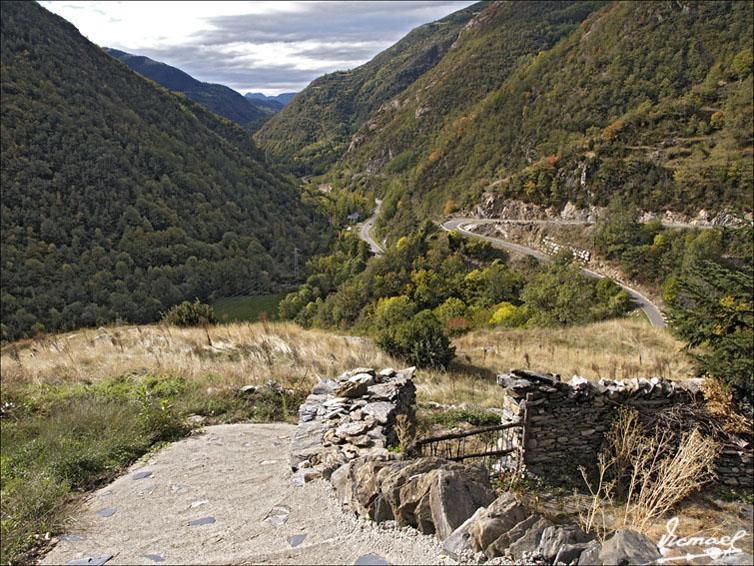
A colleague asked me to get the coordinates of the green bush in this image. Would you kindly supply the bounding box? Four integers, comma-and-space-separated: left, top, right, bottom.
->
161, 299, 217, 327
376, 310, 455, 368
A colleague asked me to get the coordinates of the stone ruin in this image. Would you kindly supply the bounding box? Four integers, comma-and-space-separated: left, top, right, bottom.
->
287, 366, 715, 565
497, 369, 753, 491
289, 366, 415, 479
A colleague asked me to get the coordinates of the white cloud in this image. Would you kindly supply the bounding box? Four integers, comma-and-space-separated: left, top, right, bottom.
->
40, 1, 477, 94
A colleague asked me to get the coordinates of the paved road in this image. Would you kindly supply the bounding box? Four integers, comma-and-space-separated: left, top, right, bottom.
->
441, 218, 666, 329
358, 199, 384, 255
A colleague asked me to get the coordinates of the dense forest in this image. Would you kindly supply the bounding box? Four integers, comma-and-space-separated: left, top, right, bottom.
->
105, 49, 275, 132
259, 1, 753, 242
0, 1, 330, 340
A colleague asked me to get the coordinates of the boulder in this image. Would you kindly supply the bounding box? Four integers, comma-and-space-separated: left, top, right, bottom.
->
554, 542, 593, 565
469, 493, 528, 552
379, 457, 447, 521
508, 516, 553, 563
415, 492, 435, 534
595, 529, 661, 566
538, 524, 594, 564
443, 507, 487, 560
577, 540, 602, 565
428, 465, 496, 540
485, 514, 541, 559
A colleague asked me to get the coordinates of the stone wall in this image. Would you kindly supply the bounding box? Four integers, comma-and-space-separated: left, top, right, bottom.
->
289, 366, 415, 478
497, 369, 753, 490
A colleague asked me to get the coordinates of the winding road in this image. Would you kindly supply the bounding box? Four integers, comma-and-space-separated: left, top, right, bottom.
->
358, 199, 384, 255
441, 218, 666, 329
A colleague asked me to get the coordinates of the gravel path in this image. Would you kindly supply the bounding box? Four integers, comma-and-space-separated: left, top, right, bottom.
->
41, 424, 454, 565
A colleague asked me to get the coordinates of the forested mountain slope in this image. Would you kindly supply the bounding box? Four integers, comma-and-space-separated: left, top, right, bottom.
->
253, 2, 487, 176
257, 1, 753, 240
360, 0, 753, 236
0, 1, 328, 339
104, 48, 272, 131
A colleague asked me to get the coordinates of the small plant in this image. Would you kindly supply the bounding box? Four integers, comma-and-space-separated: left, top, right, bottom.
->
160, 299, 218, 327
394, 413, 416, 451
136, 385, 191, 443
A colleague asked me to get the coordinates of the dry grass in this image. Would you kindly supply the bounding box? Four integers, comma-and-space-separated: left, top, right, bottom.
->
452, 318, 692, 382
1, 322, 393, 394
1, 318, 691, 408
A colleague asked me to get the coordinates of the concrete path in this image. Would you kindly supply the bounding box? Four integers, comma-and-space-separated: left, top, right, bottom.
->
42, 424, 452, 566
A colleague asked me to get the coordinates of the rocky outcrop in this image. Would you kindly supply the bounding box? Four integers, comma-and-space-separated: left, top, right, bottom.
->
333, 455, 496, 539
290, 367, 416, 478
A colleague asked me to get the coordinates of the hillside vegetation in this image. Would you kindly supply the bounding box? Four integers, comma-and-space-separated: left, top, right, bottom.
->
254, 2, 486, 176
0, 1, 330, 341
105, 49, 274, 131
258, 1, 753, 240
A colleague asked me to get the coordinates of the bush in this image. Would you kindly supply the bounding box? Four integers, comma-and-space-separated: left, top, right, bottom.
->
376, 310, 455, 368
161, 299, 217, 327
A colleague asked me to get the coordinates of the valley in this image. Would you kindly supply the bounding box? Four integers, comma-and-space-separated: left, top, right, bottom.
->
1, 0, 752, 564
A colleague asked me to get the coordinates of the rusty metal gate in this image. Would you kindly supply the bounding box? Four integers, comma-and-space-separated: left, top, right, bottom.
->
409, 421, 524, 473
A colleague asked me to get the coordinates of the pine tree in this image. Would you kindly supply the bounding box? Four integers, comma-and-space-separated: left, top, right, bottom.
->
666, 261, 754, 404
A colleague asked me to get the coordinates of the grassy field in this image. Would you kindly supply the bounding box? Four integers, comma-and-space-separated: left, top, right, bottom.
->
0, 319, 693, 563
210, 294, 287, 323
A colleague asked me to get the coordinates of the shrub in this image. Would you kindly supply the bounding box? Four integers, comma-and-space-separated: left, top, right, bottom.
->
376, 310, 455, 368
161, 299, 217, 327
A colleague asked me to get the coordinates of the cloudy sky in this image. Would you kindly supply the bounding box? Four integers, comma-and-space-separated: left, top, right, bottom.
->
40, 1, 477, 95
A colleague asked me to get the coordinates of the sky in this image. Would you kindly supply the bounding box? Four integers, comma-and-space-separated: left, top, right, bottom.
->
40, 1, 477, 95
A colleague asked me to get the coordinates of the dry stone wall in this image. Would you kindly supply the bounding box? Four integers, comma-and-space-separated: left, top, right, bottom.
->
497, 369, 753, 490
290, 366, 416, 478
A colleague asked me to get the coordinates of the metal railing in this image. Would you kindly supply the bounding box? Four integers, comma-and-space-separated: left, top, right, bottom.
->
409, 421, 524, 471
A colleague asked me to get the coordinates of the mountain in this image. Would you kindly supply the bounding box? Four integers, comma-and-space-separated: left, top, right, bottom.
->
245, 92, 297, 107
253, 2, 487, 176
0, 1, 329, 340
257, 1, 753, 238
104, 48, 271, 131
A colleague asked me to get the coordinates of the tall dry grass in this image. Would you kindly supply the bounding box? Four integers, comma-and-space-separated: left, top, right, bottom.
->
452, 318, 692, 382
1, 318, 691, 409
1, 322, 393, 393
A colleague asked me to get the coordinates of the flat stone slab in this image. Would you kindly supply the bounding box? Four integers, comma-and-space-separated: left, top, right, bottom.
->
265, 505, 290, 526
355, 553, 389, 565
141, 555, 165, 563
65, 556, 112, 565
188, 516, 215, 526
96, 508, 117, 518
287, 533, 307, 548
132, 471, 153, 480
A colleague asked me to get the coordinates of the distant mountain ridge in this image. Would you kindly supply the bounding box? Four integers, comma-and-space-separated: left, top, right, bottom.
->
104, 48, 273, 131
0, 2, 328, 339
253, 2, 487, 176
245, 92, 297, 107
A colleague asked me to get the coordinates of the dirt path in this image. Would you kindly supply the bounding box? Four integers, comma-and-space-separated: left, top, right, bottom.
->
41, 424, 453, 565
